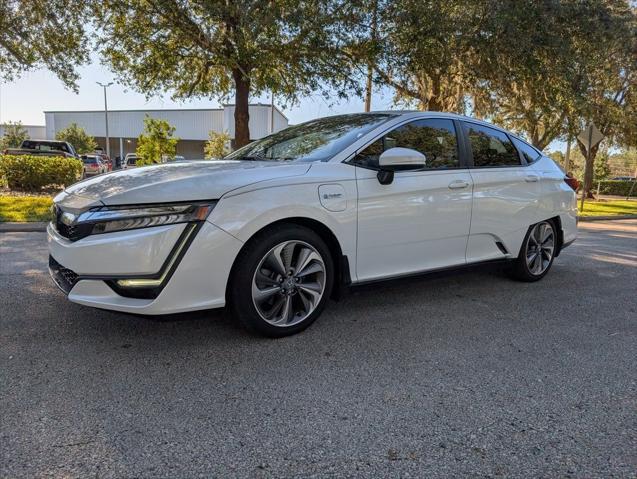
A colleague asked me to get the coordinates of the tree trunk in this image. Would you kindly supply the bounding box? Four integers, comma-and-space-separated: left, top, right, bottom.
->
579, 142, 600, 199
233, 68, 251, 149
364, 0, 378, 113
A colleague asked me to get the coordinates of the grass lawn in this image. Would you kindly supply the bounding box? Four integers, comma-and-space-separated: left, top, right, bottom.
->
579, 199, 637, 217
0, 195, 53, 222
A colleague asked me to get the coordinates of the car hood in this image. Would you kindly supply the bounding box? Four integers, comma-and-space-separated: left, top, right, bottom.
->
56, 160, 311, 207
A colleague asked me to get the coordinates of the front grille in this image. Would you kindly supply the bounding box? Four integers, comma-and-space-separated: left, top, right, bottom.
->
49, 255, 79, 294
53, 205, 92, 241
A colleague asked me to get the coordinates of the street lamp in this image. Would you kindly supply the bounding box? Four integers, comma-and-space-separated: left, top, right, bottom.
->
96, 82, 114, 157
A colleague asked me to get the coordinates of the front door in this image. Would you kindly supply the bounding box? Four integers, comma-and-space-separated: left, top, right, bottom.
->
352, 118, 473, 282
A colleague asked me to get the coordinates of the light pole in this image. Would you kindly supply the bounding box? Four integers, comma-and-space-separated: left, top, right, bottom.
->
97, 82, 114, 157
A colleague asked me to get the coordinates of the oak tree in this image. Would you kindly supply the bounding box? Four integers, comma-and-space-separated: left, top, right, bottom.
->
0, 0, 90, 89
96, 0, 361, 148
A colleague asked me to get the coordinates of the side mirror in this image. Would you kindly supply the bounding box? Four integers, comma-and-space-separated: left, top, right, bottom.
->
377, 147, 426, 185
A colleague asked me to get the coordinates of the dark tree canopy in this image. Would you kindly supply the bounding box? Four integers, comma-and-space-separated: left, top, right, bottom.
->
0, 0, 90, 89
96, 0, 363, 147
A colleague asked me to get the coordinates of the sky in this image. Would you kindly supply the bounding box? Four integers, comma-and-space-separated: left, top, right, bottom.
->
0, 58, 397, 127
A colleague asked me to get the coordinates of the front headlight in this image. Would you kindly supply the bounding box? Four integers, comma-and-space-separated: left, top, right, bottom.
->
56, 202, 216, 240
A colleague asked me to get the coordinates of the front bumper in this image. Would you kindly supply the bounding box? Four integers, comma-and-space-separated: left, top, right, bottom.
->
47, 220, 244, 315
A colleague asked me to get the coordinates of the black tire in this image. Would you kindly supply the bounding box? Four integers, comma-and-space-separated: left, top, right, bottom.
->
228, 224, 334, 337
508, 220, 557, 282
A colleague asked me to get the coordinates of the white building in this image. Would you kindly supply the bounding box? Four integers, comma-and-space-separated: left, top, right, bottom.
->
0, 124, 46, 140
36, 104, 287, 159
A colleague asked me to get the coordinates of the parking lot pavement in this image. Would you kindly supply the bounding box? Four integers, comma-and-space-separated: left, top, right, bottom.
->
1, 221, 636, 478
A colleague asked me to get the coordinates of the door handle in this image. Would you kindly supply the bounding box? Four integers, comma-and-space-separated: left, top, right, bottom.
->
525, 175, 540, 183
448, 180, 470, 189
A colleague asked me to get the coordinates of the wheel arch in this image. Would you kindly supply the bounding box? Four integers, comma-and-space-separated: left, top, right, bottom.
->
549, 215, 564, 257
225, 217, 350, 303
518, 216, 564, 258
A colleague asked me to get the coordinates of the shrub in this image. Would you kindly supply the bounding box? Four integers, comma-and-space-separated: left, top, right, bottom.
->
0, 155, 83, 190
595, 180, 637, 197
205, 130, 230, 159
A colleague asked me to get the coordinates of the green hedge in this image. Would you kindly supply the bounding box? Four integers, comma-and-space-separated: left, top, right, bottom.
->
0, 155, 83, 190
595, 180, 637, 197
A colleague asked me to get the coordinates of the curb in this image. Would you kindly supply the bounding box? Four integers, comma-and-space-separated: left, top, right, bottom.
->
0, 222, 48, 232
577, 215, 637, 222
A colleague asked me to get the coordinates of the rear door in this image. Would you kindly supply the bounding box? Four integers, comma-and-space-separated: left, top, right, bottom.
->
462, 121, 541, 263
353, 118, 473, 281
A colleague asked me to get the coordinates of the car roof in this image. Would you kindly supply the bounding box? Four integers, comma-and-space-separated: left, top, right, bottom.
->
368, 110, 512, 132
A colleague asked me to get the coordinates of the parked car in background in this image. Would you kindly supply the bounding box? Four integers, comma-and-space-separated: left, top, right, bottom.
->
124, 153, 139, 169
48, 112, 577, 337
611, 176, 636, 181
81, 155, 106, 178
163, 155, 186, 162
4, 140, 78, 158
96, 153, 112, 171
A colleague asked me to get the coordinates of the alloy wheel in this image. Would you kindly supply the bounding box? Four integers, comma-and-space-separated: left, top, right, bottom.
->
251, 240, 326, 327
525, 222, 555, 275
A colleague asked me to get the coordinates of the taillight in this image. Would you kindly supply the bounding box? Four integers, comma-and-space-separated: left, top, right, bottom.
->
564, 177, 579, 191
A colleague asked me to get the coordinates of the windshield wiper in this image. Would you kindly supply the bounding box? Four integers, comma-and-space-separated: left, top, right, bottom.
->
238, 154, 267, 161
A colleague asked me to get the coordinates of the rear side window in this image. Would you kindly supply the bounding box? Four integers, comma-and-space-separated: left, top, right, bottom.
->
511, 137, 541, 164
352, 118, 459, 170
464, 122, 521, 167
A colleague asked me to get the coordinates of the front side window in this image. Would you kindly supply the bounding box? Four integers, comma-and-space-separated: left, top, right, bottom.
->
351, 118, 460, 170
225, 114, 393, 163
464, 123, 521, 167
511, 137, 541, 164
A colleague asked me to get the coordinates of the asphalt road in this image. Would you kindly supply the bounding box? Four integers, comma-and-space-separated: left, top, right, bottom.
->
1, 221, 636, 478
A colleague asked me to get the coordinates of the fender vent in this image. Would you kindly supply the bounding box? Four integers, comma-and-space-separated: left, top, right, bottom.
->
495, 241, 509, 255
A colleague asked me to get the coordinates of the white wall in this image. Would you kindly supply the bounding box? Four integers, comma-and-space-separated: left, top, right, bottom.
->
0, 124, 46, 140
44, 105, 288, 142
222, 104, 289, 139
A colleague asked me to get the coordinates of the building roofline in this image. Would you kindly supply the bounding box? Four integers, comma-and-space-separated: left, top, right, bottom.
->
0, 124, 45, 128
43, 108, 224, 114
44, 103, 289, 120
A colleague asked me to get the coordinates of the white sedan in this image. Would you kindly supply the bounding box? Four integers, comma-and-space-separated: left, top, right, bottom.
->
48, 112, 577, 337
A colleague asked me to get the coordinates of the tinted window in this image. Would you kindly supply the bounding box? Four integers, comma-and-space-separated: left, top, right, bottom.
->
512, 137, 541, 164
464, 123, 521, 167
352, 118, 459, 170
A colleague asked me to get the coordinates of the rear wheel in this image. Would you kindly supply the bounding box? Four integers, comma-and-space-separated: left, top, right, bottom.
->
509, 220, 556, 282
229, 224, 334, 337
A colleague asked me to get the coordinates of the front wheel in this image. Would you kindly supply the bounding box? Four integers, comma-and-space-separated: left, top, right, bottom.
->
229, 224, 334, 337
508, 220, 556, 282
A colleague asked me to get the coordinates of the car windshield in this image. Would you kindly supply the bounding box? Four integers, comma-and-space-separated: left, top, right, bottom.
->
225, 114, 394, 163
82, 157, 98, 164
22, 141, 69, 153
